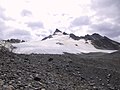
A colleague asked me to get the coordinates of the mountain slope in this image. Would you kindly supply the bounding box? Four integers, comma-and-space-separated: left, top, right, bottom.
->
84, 33, 120, 50
12, 29, 117, 54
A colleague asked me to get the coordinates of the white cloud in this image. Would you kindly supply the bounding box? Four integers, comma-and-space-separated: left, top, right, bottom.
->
0, 0, 120, 42
26, 21, 44, 29
6, 29, 31, 39
70, 16, 91, 27
21, 9, 32, 17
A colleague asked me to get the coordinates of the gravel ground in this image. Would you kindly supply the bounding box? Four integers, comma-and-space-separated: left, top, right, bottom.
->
0, 50, 120, 90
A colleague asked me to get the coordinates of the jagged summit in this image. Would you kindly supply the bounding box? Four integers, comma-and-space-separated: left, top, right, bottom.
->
42, 29, 68, 40
42, 29, 104, 41
53, 29, 62, 35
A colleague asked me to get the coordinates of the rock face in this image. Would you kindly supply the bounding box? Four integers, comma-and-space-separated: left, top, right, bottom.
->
85, 33, 103, 40
41, 35, 53, 41
91, 37, 120, 50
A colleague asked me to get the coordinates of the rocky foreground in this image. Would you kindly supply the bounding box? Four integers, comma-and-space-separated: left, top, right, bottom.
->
0, 50, 120, 90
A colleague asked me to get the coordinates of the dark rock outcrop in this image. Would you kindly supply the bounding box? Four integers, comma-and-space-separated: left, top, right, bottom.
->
63, 32, 68, 35
69, 33, 80, 40
41, 35, 53, 41
91, 37, 120, 50
4, 39, 25, 43
84, 33, 120, 50
84, 33, 103, 40
56, 42, 64, 45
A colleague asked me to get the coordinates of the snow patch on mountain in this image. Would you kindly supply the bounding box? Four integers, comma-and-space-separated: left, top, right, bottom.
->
13, 33, 116, 54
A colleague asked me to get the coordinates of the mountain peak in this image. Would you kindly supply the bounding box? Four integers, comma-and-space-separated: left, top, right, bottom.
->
92, 33, 101, 36
53, 29, 62, 35
91, 33, 103, 40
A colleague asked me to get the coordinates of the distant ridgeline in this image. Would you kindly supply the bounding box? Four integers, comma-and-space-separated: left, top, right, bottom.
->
4, 39, 25, 43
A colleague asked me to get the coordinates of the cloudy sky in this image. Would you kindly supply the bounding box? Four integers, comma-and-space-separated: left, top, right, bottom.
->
0, 0, 120, 41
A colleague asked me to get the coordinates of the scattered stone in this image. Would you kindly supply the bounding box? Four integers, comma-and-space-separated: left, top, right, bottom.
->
0, 79, 4, 86
68, 60, 72, 63
41, 88, 46, 90
48, 58, 53, 62
9, 81, 12, 84
89, 82, 95, 86
107, 74, 111, 77
107, 79, 110, 83
20, 87, 24, 89
108, 86, 115, 90
93, 86, 98, 89
3, 85, 14, 90
101, 83, 105, 86
81, 77, 86, 81
35, 74, 39, 77
107, 84, 110, 86
107, 74, 111, 79
34, 77, 41, 81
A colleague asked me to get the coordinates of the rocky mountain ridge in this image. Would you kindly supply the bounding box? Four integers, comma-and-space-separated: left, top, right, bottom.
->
42, 29, 120, 50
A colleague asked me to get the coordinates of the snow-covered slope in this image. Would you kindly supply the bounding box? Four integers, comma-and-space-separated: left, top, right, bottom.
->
13, 32, 116, 54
